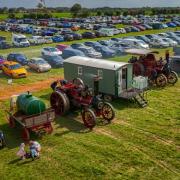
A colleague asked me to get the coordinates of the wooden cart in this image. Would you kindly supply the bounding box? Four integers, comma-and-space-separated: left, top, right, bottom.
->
7, 108, 55, 141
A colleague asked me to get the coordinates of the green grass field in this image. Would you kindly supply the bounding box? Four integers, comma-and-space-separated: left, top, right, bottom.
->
0, 26, 180, 179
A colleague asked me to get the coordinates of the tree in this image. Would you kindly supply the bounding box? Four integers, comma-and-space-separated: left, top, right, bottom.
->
37, 2, 43, 9
70, 3, 82, 17
8, 13, 15, 19
79, 9, 90, 18
97, 11, 102, 16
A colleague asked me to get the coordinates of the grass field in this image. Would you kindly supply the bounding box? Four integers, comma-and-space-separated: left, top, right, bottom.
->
0, 26, 180, 179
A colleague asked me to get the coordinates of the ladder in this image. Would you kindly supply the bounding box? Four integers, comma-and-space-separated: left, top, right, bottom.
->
133, 93, 148, 108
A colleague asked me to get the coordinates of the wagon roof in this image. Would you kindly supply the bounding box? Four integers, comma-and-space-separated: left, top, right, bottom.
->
64, 56, 129, 70
125, 48, 159, 55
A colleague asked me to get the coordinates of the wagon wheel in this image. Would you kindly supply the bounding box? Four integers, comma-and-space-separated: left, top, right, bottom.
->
9, 116, 15, 128
156, 74, 167, 87
46, 124, 53, 134
101, 102, 115, 122
82, 109, 96, 129
50, 91, 70, 115
133, 63, 145, 76
167, 71, 178, 85
22, 128, 30, 141
73, 78, 85, 88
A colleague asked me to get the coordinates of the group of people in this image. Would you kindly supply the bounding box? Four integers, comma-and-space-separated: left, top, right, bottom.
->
17, 140, 41, 160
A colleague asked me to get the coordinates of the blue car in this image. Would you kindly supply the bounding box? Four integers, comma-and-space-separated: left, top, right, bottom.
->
62, 47, 85, 59
84, 41, 101, 48
98, 40, 114, 46
7, 53, 28, 65
52, 35, 64, 42
166, 22, 177, 28
71, 43, 85, 49
93, 45, 116, 58
42, 55, 64, 67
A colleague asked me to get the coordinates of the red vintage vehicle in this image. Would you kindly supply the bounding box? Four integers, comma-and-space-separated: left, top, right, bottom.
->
126, 49, 178, 87
50, 78, 115, 129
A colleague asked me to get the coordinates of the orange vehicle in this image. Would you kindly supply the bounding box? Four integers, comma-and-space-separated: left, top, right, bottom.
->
71, 25, 80, 31
1, 61, 27, 78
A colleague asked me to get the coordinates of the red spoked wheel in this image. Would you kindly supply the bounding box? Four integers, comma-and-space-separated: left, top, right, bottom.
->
9, 116, 15, 128
82, 109, 96, 129
167, 71, 178, 85
50, 91, 70, 115
22, 128, 30, 141
46, 124, 53, 134
156, 74, 167, 87
101, 102, 115, 122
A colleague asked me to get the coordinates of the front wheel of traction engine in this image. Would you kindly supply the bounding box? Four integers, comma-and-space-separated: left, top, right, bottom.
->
167, 71, 178, 85
156, 74, 168, 87
82, 109, 96, 130
101, 102, 115, 122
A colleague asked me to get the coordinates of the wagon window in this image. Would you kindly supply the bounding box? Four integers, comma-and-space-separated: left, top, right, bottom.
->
78, 67, 82, 75
97, 69, 103, 78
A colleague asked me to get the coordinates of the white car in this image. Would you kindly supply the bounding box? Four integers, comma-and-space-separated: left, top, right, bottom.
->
150, 38, 170, 48
161, 38, 178, 47
29, 36, 45, 45
41, 47, 62, 56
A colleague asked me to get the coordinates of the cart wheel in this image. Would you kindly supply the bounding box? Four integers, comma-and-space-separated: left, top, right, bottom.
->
156, 74, 167, 87
9, 116, 15, 128
101, 102, 115, 122
50, 91, 70, 115
46, 124, 53, 134
82, 109, 96, 129
22, 128, 30, 141
73, 78, 85, 88
167, 71, 178, 85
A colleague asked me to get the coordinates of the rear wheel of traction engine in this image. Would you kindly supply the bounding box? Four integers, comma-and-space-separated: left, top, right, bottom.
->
101, 102, 115, 122
22, 128, 30, 141
167, 71, 178, 85
46, 124, 53, 134
50, 91, 70, 115
73, 78, 85, 88
156, 74, 168, 87
133, 63, 145, 76
9, 116, 15, 128
82, 109, 96, 129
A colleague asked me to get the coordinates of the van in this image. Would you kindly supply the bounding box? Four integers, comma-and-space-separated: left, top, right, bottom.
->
12, 33, 30, 47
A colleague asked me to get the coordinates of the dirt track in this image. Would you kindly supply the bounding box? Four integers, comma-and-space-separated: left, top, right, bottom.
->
0, 77, 60, 101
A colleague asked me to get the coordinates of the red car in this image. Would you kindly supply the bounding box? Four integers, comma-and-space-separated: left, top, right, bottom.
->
56, 44, 69, 52
134, 25, 146, 31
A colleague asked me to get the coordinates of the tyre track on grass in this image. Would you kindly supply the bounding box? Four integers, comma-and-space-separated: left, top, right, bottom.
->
94, 127, 180, 176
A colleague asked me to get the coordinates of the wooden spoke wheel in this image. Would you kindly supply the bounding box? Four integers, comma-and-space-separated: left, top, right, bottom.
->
9, 116, 15, 128
101, 102, 115, 122
167, 71, 178, 85
46, 124, 53, 134
156, 74, 167, 87
82, 109, 96, 129
22, 128, 30, 141
50, 91, 70, 115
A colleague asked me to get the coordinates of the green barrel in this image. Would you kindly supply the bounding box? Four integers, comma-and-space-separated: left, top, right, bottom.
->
16, 93, 46, 115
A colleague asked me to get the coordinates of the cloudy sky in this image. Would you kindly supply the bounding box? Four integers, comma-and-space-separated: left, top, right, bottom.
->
0, 0, 180, 8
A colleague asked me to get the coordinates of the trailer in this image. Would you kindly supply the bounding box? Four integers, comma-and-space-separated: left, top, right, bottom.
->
64, 56, 148, 107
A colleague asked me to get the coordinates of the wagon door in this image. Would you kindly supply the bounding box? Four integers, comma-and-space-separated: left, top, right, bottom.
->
122, 67, 127, 90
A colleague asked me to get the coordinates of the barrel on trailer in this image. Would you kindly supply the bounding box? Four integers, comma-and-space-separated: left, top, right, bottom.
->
16, 93, 46, 115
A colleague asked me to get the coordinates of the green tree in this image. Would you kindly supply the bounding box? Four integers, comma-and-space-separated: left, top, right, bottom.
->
37, 2, 43, 9
70, 3, 82, 17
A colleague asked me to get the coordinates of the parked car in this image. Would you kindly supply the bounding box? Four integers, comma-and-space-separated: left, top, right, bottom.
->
42, 55, 64, 67
41, 47, 62, 56
0, 40, 11, 49
82, 32, 96, 39
61, 29, 73, 35
98, 40, 114, 46
1, 61, 27, 78
167, 35, 180, 45
62, 47, 85, 59
0, 55, 5, 69
43, 36, 53, 44
69, 33, 82, 40
7, 53, 28, 65
93, 45, 116, 58
56, 44, 69, 51
71, 43, 85, 49
28, 36, 45, 45
84, 41, 102, 48
150, 38, 169, 48
122, 38, 149, 49
64, 34, 74, 41
52, 35, 64, 43
28, 58, 51, 72
130, 26, 140, 32
12, 33, 30, 47
161, 38, 178, 46
142, 24, 153, 30
166, 22, 177, 28
135, 35, 151, 43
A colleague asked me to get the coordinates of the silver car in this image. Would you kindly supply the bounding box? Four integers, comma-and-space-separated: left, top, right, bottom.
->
28, 57, 51, 72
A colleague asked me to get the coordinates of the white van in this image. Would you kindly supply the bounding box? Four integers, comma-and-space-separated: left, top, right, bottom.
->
122, 38, 149, 49
12, 33, 30, 47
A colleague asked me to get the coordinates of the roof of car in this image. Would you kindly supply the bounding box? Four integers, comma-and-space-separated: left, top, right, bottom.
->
64, 56, 129, 70
125, 48, 159, 55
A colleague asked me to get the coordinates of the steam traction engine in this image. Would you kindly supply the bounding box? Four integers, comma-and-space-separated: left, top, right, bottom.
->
50, 78, 115, 129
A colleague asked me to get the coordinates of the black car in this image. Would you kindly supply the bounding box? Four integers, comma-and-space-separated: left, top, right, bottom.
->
7, 53, 28, 65
64, 34, 74, 41
82, 32, 96, 39
69, 33, 82, 40
42, 55, 64, 68
0, 41, 11, 49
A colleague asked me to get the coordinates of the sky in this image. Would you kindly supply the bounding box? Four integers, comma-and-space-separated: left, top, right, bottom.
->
0, 0, 180, 8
